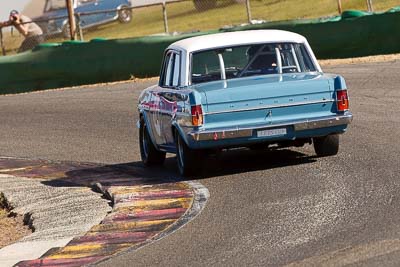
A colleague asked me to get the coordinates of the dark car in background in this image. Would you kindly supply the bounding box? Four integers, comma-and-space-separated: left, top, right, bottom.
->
37, 0, 132, 37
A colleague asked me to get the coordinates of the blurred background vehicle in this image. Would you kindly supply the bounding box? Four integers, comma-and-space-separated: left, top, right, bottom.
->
36, 0, 133, 37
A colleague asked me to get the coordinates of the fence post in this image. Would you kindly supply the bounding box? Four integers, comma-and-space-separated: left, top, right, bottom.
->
162, 2, 169, 34
75, 14, 84, 41
245, 0, 252, 24
337, 0, 342, 14
0, 28, 5, 56
66, 0, 77, 40
366, 0, 374, 12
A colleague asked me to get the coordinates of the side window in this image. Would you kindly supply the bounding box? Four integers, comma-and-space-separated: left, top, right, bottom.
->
172, 53, 181, 86
161, 51, 181, 88
164, 53, 173, 86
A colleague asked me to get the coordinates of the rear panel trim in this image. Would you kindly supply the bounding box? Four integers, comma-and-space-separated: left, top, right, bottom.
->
204, 99, 335, 115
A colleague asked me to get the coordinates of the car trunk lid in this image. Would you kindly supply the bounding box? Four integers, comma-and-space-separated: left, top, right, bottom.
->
192, 73, 334, 129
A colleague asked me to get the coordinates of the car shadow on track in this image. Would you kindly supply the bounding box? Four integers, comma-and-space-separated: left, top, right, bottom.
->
41, 148, 316, 188
40, 161, 178, 188
188, 148, 317, 180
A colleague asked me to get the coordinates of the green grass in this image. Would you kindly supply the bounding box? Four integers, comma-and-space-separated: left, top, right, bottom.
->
2, 0, 399, 54
81, 0, 400, 40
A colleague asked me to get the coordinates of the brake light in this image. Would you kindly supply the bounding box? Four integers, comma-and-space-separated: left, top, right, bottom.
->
336, 90, 349, 112
191, 105, 203, 126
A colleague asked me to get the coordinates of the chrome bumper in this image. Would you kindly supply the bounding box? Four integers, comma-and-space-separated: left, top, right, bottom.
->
189, 113, 353, 142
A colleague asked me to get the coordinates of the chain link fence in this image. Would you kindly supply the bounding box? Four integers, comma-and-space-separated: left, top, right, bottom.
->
1, 0, 399, 56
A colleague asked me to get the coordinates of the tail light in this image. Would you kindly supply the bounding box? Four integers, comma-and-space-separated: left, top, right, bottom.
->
191, 105, 204, 126
336, 90, 349, 112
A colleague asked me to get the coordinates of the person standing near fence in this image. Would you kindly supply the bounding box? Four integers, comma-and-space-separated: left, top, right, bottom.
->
0, 10, 44, 53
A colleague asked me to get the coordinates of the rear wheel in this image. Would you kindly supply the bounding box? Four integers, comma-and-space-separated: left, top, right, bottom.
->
176, 131, 204, 176
313, 134, 339, 157
139, 118, 166, 166
118, 7, 132, 23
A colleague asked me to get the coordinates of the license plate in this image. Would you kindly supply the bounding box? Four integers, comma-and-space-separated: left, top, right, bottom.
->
257, 128, 287, 137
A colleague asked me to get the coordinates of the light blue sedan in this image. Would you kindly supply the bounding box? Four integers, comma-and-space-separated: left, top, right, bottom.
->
138, 30, 353, 176
38, 0, 132, 37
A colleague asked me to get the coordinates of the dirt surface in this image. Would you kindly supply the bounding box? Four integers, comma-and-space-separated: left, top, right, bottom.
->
0, 194, 31, 249
319, 53, 400, 66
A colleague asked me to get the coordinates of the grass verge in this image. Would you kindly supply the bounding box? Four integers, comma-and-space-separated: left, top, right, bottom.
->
319, 53, 400, 67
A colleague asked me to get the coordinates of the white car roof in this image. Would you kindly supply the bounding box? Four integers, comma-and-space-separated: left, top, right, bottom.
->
168, 30, 307, 53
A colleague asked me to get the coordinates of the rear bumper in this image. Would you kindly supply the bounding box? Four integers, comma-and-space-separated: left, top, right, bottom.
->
188, 112, 353, 142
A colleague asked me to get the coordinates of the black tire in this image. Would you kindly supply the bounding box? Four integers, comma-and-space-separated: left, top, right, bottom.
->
193, 0, 217, 11
176, 131, 204, 176
139, 118, 166, 166
118, 7, 132, 23
313, 134, 340, 157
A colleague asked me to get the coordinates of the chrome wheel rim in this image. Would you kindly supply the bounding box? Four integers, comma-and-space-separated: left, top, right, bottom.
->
120, 10, 131, 22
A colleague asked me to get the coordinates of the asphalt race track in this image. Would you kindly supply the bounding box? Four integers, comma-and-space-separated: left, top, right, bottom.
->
1, 60, 400, 266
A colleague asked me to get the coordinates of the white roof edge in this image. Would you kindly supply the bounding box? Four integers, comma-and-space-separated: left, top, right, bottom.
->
168, 30, 308, 53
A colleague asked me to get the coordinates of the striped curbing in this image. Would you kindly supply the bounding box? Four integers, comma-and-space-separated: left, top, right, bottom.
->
0, 157, 209, 267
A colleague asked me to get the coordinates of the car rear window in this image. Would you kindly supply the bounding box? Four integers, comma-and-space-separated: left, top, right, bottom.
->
191, 43, 317, 85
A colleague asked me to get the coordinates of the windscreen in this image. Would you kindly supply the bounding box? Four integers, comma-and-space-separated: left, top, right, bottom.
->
191, 43, 317, 85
